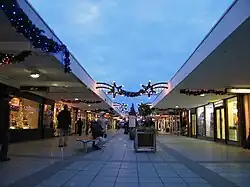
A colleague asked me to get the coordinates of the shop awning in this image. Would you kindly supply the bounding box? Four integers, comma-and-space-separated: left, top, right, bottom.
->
153, 0, 250, 109
0, 0, 120, 114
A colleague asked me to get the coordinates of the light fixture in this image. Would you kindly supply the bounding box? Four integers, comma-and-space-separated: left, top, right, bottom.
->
176, 105, 179, 108
226, 88, 250, 94
87, 110, 91, 113
75, 98, 79, 101
200, 94, 205, 97
88, 104, 91, 107
30, 71, 40, 79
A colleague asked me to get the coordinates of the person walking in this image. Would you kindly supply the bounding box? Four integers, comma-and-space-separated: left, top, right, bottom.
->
76, 118, 84, 136
57, 105, 71, 147
0, 90, 10, 162
97, 111, 109, 138
85, 119, 90, 135
91, 120, 104, 150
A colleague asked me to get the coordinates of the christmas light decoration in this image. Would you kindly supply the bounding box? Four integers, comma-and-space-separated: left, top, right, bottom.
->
113, 102, 128, 112
0, 51, 32, 66
0, 1, 71, 73
180, 89, 227, 96
61, 99, 102, 104
96, 81, 167, 98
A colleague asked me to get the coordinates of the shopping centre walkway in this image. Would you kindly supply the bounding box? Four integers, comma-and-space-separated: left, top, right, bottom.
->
1, 131, 250, 187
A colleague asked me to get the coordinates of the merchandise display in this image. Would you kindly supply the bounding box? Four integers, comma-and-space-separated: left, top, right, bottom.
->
9, 97, 39, 129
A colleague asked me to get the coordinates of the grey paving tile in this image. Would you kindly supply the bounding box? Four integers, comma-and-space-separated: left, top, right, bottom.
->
98, 170, 119, 177
116, 177, 139, 182
139, 172, 159, 177
176, 170, 199, 178
89, 182, 115, 187
182, 177, 208, 184
157, 171, 179, 177
139, 182, 164, 187
139, 177, 161, 182
115, 182, 139, 187
160, 177, 184, 183
187, 184, 213, 187
93, 176, 116, 182
41, 170, 77, 186
163, 183, 188, 187
64, 161, 89, 170
77, 170, 99, 176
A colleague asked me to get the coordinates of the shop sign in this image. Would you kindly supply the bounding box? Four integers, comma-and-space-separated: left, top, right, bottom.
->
20, 86, 49, 92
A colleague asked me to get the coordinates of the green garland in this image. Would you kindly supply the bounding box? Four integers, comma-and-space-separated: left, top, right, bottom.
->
0, 51, 32, 66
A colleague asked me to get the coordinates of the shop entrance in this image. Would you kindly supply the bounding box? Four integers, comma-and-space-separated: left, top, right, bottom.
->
215, 107, 226, 140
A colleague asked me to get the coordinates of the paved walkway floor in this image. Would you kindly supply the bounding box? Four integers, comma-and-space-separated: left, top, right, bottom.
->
1, 131, 250, 187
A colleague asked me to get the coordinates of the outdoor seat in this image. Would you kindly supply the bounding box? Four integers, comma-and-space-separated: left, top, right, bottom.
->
76, 137, 96, 153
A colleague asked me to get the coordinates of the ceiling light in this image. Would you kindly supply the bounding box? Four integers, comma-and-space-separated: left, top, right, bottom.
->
30, 72, 40, 79
200, 94, 205, 97
176, 105, 179, 108
88, 104, 91, 107
75, 98, 79, 100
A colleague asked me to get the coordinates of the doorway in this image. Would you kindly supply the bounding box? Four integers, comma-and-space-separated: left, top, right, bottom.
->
215, 107, 226, 140
191, 114, 197, 137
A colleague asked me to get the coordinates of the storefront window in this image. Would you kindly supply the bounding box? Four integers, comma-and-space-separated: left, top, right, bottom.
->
43, 104, 53, 128
227, 97, 238, 141
197, 107, 205, 136
9, 97, 39, 129
205, 104, 214, 137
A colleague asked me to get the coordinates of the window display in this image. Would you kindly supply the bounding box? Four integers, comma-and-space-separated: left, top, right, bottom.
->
205, 104, 214, 137
227, 97, 238, 141
9, 97, 39, 129
197, 107, 205, 136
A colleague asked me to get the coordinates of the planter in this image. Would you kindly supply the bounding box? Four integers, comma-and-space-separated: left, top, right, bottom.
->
134, 128, 156, 152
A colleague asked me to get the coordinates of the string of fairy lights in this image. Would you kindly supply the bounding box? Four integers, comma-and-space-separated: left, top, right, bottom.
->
0, 1, 71, 72
96, 81, 168, 99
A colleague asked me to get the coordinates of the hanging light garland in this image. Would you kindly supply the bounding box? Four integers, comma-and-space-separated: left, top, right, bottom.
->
0, 51, 32, 66
113, 102, 128, 112
0, 1, 71, 73
61, 99, 102, 104
96, 81, 168, 98
180, 89, 227, 96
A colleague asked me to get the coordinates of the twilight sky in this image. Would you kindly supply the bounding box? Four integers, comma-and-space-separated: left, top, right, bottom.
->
29, 0, 232, 110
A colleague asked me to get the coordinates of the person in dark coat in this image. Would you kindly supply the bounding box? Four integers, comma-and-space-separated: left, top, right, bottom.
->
91, 120, 103, 150
0, 91, 10, 162
57, 105, 71, 147
85, 119, 90, 135
124, 121, 129, 134
76, 118, 84, 136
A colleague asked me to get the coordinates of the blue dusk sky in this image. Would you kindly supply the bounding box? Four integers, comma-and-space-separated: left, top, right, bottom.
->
29, 0, 232, 110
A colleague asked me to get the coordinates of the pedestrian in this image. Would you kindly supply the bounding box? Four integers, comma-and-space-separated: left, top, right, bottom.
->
91, 120, 104, 150
0, 91, 10, 162
76, 118, 84, 136
57, 104, 71, 147
97, 111, 109, 138
85, 119, 90, 135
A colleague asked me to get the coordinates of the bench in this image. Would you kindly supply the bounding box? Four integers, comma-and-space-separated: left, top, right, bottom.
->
76, 138, 96, 153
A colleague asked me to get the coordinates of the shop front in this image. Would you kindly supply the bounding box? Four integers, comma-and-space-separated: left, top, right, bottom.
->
191, 96, 241, 146
0, 82, 56, 143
